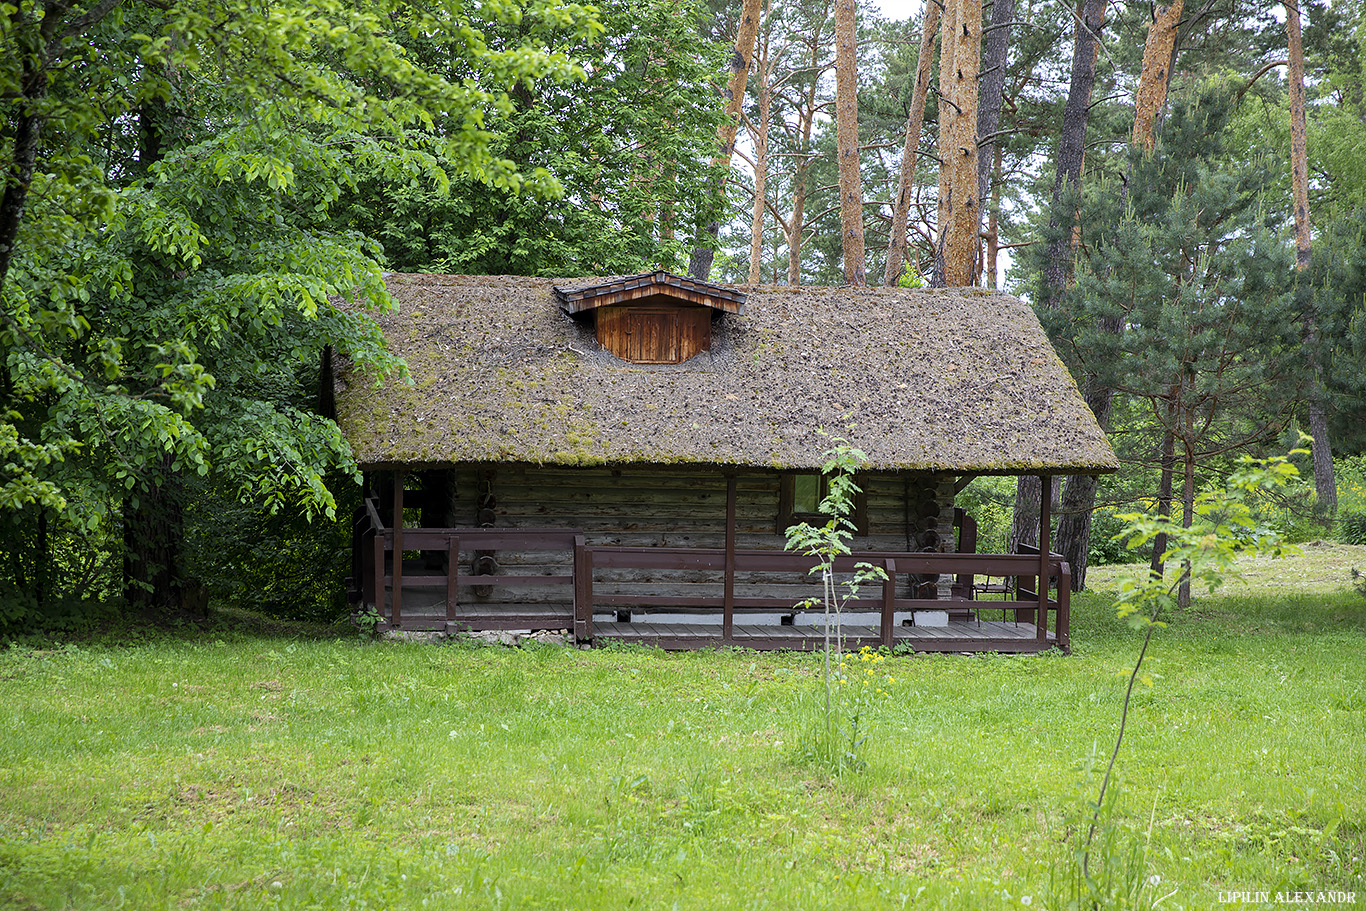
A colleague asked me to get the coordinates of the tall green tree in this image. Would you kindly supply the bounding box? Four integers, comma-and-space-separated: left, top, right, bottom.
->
0, 0, 598, 618
1040, 86, 1301, 605
331, 0, 727, 277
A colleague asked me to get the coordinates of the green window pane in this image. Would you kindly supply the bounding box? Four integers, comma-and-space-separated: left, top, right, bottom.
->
793, 474, 820, 514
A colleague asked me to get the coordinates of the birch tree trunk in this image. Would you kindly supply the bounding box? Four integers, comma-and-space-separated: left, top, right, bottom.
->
884, 0, 940, 285
833, 0, 866, 285
1287, 0, 1337, 521
688, 0, 765, 281
933, 0, 982, 287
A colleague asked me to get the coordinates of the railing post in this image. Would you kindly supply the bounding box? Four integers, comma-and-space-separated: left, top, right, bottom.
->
880, 559, 896, 647
1036, 474, 1051, 641
445, 535, 460, 629
573, 535, 592, 644
392, 471, 405, 630
1057, 562, 1071, 652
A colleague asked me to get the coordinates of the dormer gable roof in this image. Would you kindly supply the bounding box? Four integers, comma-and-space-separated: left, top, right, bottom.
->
554, 270, 747, 316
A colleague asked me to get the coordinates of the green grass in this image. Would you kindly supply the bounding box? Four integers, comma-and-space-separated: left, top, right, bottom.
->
1, 552, 1364, 910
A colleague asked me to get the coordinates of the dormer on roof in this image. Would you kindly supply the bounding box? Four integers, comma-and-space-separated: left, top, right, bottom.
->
554, 271, 747, 365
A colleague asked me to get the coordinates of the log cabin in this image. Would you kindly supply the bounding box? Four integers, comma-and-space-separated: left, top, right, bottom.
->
332, 271, 1117, 652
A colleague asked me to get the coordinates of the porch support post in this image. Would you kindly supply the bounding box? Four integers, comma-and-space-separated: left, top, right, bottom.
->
573, 535, 592, 644
1036, 473, 1050, 641
392, 469, 405, 630
369, 525, 383, 614
367, 495, 383, 615
723, 474, 737, 644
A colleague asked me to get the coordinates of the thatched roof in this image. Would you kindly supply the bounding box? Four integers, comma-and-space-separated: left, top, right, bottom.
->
335, 274, 1117, 475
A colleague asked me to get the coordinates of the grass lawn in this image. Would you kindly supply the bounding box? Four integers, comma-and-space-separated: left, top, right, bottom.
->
1, 547, 1364, 910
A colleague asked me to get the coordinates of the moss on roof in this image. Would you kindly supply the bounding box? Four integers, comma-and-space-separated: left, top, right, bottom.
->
334, 274, 1118, 474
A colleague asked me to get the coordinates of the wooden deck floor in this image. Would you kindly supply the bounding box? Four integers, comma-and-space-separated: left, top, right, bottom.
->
592, 620, 1059, 653
375, 613, 1062, 653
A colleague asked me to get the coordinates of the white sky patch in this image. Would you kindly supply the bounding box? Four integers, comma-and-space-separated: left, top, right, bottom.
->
872, 0, 924, 21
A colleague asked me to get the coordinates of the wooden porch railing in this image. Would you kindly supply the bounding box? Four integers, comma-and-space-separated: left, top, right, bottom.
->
352, 500, 1071, 651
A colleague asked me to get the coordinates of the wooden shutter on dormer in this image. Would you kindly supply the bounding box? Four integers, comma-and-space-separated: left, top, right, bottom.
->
596, 303, 711, 364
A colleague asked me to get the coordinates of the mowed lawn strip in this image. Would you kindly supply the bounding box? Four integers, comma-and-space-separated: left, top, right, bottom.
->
0, 553, 1363, 910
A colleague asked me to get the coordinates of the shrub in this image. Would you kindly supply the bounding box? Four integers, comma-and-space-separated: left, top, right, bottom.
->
1341, 512, 1366, 546
1090, 508, 1145, 566
181, 476, 357, 622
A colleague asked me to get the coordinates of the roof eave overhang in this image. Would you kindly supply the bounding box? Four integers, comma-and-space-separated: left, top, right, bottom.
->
555, 270, 747, 316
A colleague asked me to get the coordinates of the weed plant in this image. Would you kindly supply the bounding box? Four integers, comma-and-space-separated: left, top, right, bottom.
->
783, 434, 888, 775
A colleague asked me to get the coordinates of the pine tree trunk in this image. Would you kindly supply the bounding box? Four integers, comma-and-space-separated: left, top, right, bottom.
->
1055, 373, 1116, 589
1010, 475, 1042, 553
689, 0, 765, 280
985, 143, 1002, 287
933, 0, 981, 287
1037, 0, 1106, 308
1287, 0, 1337, 521
748, 26, 772, 285
1131, 0, 1183, 151
1012, 0, 1104, 548
883, 0, 940, 286
1149, 396, 1178, 579
788, 173, 808, 285
1055, 5, 1182, 590
1288, 2, 1311, 271
1308, 396, 1336, 516
973, 0, 1015, 283
787, 19, 826, 286
1178, 400, 1196, 609
833, 0, 866, 285
1055, 472, 1098, 587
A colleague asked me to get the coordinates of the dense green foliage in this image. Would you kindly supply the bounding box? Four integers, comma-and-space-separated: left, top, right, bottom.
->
0, 0, 730, 628
330, 0, 728, 276
1039, 85, 1301, 510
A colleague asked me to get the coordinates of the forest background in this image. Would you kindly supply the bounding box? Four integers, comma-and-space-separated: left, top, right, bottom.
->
2, 0, 1365, 627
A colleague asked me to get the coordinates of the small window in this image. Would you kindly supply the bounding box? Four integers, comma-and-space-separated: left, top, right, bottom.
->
778, 473, 868, 536
792, 473, 821, 514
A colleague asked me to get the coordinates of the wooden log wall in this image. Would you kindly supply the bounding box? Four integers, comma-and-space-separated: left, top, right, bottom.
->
381, 465, 960, 621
